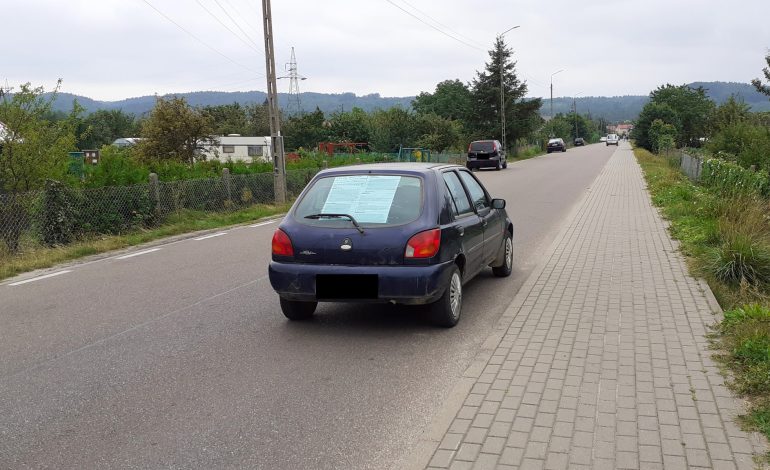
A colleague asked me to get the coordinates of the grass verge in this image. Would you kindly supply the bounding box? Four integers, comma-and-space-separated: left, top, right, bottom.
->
0, 203, 290, 281
635, 147, 770, 447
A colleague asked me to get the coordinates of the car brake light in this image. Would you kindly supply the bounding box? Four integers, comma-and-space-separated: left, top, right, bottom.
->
405, 228, 441, 258
272, 229, 294, 257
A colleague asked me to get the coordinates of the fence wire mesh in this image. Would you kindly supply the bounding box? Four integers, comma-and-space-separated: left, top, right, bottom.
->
0, 168, 319, 254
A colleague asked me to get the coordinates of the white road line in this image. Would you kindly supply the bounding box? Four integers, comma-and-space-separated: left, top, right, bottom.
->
249, 220, 277, 228
9, 270, 72, 286
194, 231, 228, 241
115, 248, 161, 260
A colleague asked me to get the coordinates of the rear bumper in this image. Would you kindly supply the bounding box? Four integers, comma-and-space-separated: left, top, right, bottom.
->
466, 157, 501, 169
269, 260, 456, 304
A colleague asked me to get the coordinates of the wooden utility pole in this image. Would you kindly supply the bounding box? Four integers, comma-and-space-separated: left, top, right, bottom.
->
262, 0, 286, 204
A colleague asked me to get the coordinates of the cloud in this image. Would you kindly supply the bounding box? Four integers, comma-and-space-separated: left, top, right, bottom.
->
2, 0, 768, 101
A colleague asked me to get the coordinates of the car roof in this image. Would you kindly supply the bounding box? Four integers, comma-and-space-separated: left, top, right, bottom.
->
317, 162, 461, 176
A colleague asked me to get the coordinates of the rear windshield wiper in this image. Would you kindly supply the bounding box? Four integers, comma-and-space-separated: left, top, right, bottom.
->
304, 213, 365, 234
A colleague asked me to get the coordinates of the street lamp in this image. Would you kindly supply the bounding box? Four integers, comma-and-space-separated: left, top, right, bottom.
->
499, 25, 519, 154
549, 69, 564, 120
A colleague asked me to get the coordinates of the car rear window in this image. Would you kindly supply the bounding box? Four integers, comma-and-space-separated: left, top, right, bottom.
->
548, 139, 561, 144
469, 141, 495, 152
294, 174, 423, 227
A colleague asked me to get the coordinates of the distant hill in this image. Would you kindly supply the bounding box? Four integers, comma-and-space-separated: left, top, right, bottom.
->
47, 81, 770, 123
49, 91, 414, 117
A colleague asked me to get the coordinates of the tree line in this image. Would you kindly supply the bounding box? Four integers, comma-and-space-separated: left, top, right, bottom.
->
632, 52, 770, 171
2, 36, 628, 194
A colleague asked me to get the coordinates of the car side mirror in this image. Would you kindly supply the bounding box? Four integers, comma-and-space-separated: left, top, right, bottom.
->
491, 198, 506, 209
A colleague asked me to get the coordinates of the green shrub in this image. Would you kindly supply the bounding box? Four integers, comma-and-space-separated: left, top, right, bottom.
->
75, 185, 155, 234
700, 158, 770, 197
83, 146, 149, 188
706, 121, 770, 171
40, 179, 78, 246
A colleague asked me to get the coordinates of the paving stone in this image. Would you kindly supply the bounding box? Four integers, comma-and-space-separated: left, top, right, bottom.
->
418, 147, 768, 469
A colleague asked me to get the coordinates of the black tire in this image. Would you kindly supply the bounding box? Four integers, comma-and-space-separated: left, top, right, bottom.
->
429, 265, 462, 327
492, 232, 513, 277
563, 148, 567, 152
495, 160, 501, 171
502, 160, 507, 169
280, 297, 317, 320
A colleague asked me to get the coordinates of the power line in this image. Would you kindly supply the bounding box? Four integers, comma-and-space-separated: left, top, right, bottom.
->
395, 0, 485, 49
195, 0, 263, 54
212, 0, 262, 51
382, 0, 483, 52
139, 0, 262, 75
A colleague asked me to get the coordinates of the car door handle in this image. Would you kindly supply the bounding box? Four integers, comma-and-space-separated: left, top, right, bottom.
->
482, 220, 488, 227
458, 227, 464, 236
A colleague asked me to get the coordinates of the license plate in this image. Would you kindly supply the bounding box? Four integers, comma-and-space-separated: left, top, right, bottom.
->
316, 274, 378, 300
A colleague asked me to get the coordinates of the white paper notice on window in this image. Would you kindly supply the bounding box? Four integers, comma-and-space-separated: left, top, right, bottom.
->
322, 175, 401, 223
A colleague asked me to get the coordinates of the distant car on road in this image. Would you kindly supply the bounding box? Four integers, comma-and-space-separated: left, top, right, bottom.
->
606, 134, 619, 146
268, 163, 514, 327
574, 137, 585, 146
599, 136, 607, 142
466, 140, 506, 171
546, 138, 567, 153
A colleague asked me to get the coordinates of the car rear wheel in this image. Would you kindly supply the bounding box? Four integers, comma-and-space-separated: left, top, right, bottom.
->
279, 297, 317, 320
502, 160, 507, 169
429, 265, 462, 327
492, 232, 513, 277
495, 160, 501, 171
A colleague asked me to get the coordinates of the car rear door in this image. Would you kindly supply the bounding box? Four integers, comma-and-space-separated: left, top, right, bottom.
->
458, 170, 503, 266
442, 170, 485, 277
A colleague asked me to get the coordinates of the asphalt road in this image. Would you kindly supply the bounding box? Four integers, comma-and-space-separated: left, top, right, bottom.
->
0, 143, 614, 469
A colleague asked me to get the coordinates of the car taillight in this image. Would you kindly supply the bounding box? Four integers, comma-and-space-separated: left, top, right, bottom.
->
468, 143, 472, 152
272, 229, 294, 257
405, 228, 441, 258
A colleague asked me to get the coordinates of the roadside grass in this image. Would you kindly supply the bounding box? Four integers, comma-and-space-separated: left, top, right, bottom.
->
0, 203, 290, 281
635, 147, 770, 445
513, 146, 545, 160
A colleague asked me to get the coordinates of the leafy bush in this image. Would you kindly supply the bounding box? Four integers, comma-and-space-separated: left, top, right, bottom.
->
700, 158, 770, 197
83, 146, 149, 188
706, 121, 770, 171
40, 179, 77, 246
75, 185, 155, 234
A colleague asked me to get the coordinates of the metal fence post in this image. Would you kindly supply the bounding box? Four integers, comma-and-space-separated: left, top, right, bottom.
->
222, 168, 232, 202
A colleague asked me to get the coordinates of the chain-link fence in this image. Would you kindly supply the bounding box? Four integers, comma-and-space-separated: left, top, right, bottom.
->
0, 168, 320, 254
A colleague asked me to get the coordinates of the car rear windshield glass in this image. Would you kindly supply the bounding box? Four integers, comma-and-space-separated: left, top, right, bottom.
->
469, 141, 494, 152
294, 174, 423, 227
548, 139, 561, 144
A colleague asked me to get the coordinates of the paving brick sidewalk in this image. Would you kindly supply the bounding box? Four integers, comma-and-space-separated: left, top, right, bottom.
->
413, 145, 768, 469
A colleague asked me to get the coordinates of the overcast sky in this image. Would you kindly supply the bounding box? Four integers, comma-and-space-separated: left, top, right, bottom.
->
3, 0, 769, 102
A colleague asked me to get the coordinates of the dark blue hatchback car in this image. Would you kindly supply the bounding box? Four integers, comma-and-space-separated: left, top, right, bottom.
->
268, 163, 514, 327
